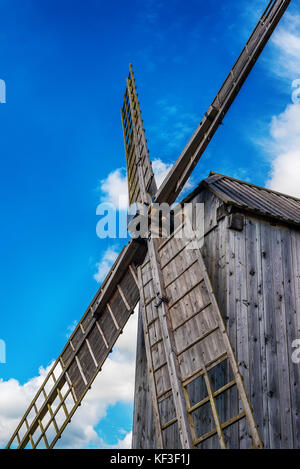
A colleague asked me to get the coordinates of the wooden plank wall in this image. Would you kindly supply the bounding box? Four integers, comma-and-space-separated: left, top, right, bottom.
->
132, 306, 157, 449
200, 191, 300, 449
132, 188, 300, 449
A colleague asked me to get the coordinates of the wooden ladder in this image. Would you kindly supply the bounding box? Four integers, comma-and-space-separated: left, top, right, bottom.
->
138, 219, 263, 448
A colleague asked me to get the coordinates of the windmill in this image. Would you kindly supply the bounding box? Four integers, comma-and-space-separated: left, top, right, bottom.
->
6, 0, 292, 449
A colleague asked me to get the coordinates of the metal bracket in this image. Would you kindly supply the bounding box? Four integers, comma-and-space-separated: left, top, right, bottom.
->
154, 296, 169, 308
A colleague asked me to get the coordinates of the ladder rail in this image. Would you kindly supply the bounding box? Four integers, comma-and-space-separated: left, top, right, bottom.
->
158, 216, 263, 448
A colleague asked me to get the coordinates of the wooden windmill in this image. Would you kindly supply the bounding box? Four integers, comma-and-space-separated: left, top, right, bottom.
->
7, 0, 292, 449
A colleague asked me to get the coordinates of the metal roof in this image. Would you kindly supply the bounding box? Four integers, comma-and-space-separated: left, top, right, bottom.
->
195, 172, 300, 226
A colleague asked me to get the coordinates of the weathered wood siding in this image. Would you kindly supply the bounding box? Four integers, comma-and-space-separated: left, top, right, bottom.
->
132, 187, 300, 449
132, 305, 156, 449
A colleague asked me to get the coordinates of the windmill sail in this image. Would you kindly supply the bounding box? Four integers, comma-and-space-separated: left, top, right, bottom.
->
121, 65, 157, 207
155, 0, 291, 206
6, 240, 146, 449
138, 213, 263, 448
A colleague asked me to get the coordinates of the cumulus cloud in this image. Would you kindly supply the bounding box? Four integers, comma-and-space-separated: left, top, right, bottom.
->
270, 13, 300, 80
98, 156, 179, 210
262, 12, 300, 197
94, 246, 120, 283
153, 157, 194, 195
56, 310, 138, 449
98, 431, 132, 449
265, 103, 300, 197
152, 158, 173, 188
0, 363, 54, 448
99, 168, 129, 211
1, 311, 138, 449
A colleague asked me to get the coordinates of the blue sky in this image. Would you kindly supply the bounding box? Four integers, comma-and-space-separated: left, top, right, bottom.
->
0, 0, 299, 448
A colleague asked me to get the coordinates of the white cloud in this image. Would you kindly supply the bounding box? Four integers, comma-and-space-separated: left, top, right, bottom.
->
1, 311, 139, 449
259, 11, 300, 197
57, 310, 138, 449
94, 246, 120, 283
152, 158, 172, 188
265, 103, 300, 197
0, 363, 54, 448
98, 168, 129, 210
270, 13, 300, 80
153, 157, 194, 195
116, 431, 132, 449
98, 431, 132, 449
98, 156, 180, 205
65, 320, 78, 339
54, 310, 138, 449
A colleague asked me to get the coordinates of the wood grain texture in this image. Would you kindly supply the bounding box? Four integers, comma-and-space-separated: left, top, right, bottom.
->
133, 186, 300, 449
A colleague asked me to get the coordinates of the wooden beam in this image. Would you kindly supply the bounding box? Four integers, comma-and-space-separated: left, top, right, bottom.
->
117, 285, 131, 312
137, 267, 164, 449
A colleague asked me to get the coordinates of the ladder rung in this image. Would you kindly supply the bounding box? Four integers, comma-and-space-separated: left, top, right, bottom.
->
144, 296, 157, 308
168, 278, 205, 310
57, 389, 69, 420
129, 264, 139, 286
161, 417, 178, 431
158, 223, 186, 252
187, 380, 236, 413
107, 302, 120, 331
157, 387, 173, 401
193, 427, 218, 446
85, 338, 99, 368
95, 321, 109, 349
192, 411, 247, 446
157, 389, 173, 403
149, 337, 163, 348
142, 277, 153, 288
173, 302, 212, 332
38, 419, 50, 449
142, 258, 150, 268
34, 385, 74, 449
160, 238, 193, 270
146, 315, 159, 329
176, 326, 219, 357
153, 361, 168, 374
75, 356, 88, 386
117, 284, 131, 311
221, 411, 246, 430
182, 352, 228, 385
164, 259, 198, 289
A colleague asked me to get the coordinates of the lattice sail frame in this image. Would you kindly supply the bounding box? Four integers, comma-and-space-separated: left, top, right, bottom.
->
6, 241, 145, 449
121, 64, 157, 207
